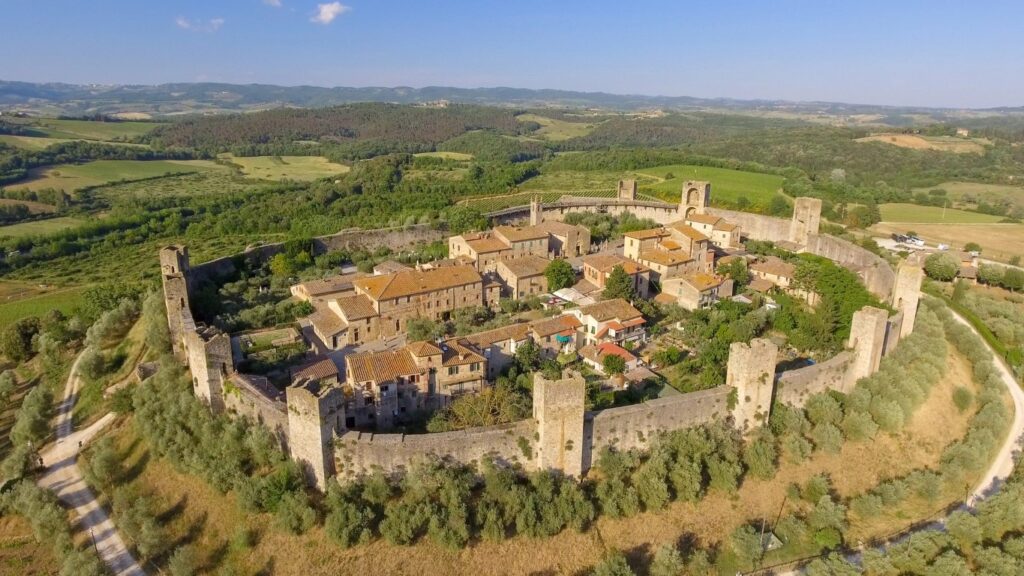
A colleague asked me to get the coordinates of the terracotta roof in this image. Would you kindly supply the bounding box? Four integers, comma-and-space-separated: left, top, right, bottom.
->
373, 260, 412, 275
748, 278, 775, 292
296, 272, 367, 297
332, 293, 377, 321
958, 265, 978, 279
441, 339, 486, 367
583, 253, 648, 275
308, 308, 347, 337
494, 225, 548, 243
639, 249, 694, 267
679, 272, 723, 292
497, 254, 550, 278
347, 349, 421, 383
578, 298, 643, 322
717, 254, 743, 266
685, 213, 722, 226
667, 222, 711, 242
465, 235, 511, 254
406, 340, 442, 357
580, 342, 637, 365
658, 240, 681, 251
623, 228, 670, 241
534, 220, 584, 236
354, 265, 482, 301
654, 293, 677, 305
750, 257, 796, 279
291, 357, 339, 383
529, 314, 582, 337
461, 323, 531, 347
714, 222, 739, 232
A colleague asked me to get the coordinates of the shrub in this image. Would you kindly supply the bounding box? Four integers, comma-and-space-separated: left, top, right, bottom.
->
952, 386, 973, 412
649, 545, 684, 576
592, 551, 636, 576
274, 491, 317, 535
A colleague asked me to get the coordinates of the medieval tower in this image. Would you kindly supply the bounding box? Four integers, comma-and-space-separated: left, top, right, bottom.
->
727, 338, 778, 431
529, 196, 542, 226
287, 380, 346, 490
533, 371, 586, 477
160, 245, 191, 361
680, 181, 711, 218
617, 179, 637, 200
789, 197, 823, 245
845, 306, 890, 391
892, 259, 924, 340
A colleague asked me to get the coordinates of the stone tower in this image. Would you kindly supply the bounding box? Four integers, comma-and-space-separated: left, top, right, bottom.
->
186, 325, 232, 413
533, 371, 586, 478
287, 380, 346, 490
617, 179, 637, 200
680, 181, 711, 218
529, 196, 542, 226
727, 338, 778, 431
891, 258, 924, 340
789, 197, 822, 245
845, 306, 889, 391
160, 246, 191, 361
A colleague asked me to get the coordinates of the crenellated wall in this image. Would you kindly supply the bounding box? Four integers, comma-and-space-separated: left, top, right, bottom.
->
224, 373, 289, 445
775, 352, 854, 406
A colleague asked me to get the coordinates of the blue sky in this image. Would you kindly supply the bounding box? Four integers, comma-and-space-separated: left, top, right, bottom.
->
2, 0, 1022, 108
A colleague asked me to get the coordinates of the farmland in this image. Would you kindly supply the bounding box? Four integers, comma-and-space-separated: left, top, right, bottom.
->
870, 221, 1024, 264
855, 133, 991, 154
913, 180, 1024, 215
221, 154, 351, 181
0, 198, 55, 214
0, 216, 86, 238
0, 283, 86, 325
413, 151, 474, 161
2, 117, 160, 141
516, 113, 599, 141
878, 202, 1008, 224
6, 159, 225, 193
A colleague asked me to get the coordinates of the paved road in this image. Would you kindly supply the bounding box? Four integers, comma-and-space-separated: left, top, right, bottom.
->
37, 351, 146, 576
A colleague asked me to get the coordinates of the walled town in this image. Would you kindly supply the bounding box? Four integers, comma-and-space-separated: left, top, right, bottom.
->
162, 181, 923, 490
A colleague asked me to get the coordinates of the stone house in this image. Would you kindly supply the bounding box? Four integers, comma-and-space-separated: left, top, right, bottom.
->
568, 298, 647, 346
683, 213, 742, 250
579, 342, 640, 375
581, 253, 652, 299
750, 256, 796, 289
290, 357, 340, 387
448, 222, 590, 271
533, 220, 591, 257
623, 221, 714, 279
528, 314, 583, 358
495, 254, 550, 300
460, 323, 532, 379
290, 271, 367, 303
344, 339, 487, 429
657, 272, 726, 311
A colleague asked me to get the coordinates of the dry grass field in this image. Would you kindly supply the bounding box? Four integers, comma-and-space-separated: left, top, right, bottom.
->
84, 338, 987, 575
855, 133, 990, 154
0, 198, 57, 214
0, 516, 61, 576
870, 221, 1024, 264
221, 155, 351, 181
516, 113, 599, 141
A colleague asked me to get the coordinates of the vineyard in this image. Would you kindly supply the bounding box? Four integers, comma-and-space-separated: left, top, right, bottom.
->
458, 188, 664, 213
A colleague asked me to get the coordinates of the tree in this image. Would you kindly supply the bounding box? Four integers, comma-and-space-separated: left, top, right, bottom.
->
1, 317, 40, 362
446, 206, 488, 234
1004, 267, 1024, 292
649, 545, 684, 576
268, 253, 296, 278
406, 317, 444, 342
977, 263, 1005, 286
602, 354, 626, 376
545, 258, 576, 292
603, 265, 636, 301
742, 430, 778, 480
592, 551, 636, 576
963, 242, 982, 253
769, 195, 791, 217
924, 253, 959, 282
717, 258, 749, 286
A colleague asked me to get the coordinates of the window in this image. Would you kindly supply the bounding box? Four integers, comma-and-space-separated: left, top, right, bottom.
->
448, 366, 458, 376
470, 363, 480, 372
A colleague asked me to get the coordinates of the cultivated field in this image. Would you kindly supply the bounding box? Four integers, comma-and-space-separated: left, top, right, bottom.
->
6, 159, 224, 193
516, 113, 599, 141
0, 283, 86, 325
413, 151, 474, 161
871, 221, 1024, 264
0, 216, 86, 238
222, 154, 351, 181
3, 117, 160, 141
0, 134, 75, 150
518, 169, 652, 194
636, 164, 786, 207
878, 202, 1007, 224
0, 198, 56, 214
855, 133, 991, 154
913, 180, 1024, 214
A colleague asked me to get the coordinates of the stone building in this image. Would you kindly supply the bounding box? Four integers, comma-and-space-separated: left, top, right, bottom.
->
622, 221, 714, 280
657, 272, 726, 311
683, 213, 742, 250
290, 272, 367, 303
494, 254, 550, 300
581, 253, 652, 299
749, 256, 796, 288
448, 221, 590, 271
533, 220, 591, 257
344, 339, 486, 429
568, 298, 646, 346
309, 265, 487, 349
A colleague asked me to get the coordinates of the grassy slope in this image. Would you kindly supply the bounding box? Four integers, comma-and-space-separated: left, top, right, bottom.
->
222, 154, 351, 181
7, 159, 224, 193
0, 216, 88, 238
879, 203, 1007, 223
0, 285, 87, 325
637, 164, 785, 206
516, 113, 598, 141
11, 118, 160, 141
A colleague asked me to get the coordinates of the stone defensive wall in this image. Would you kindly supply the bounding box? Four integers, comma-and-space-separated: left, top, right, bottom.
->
162, 189, 923, 487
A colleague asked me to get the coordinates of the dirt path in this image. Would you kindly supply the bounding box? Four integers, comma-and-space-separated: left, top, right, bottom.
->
36, 351, 145, 576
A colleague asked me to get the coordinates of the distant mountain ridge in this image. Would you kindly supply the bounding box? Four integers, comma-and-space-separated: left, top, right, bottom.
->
1, 79, 1021, 118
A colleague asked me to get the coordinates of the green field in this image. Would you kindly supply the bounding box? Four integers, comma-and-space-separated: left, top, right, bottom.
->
636, 164, 786, 206
516, 113, 598, 141
0, 198, 56, 214
222, 155, 351, 181
913, 181, 1024, 214
8, 159, 224, 193
878, 203, 1007, 224
0, 285, 87, 325
413, 151, 474, 161
0, 216, 87, 237
518, 170, 653, 193
0, 134, 76, 150
4, 117, 160, 141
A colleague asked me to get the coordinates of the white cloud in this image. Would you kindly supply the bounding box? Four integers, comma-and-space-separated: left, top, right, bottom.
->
311, 2, 349, 25
175, 16, 225, 32
263, 0, 282, 7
